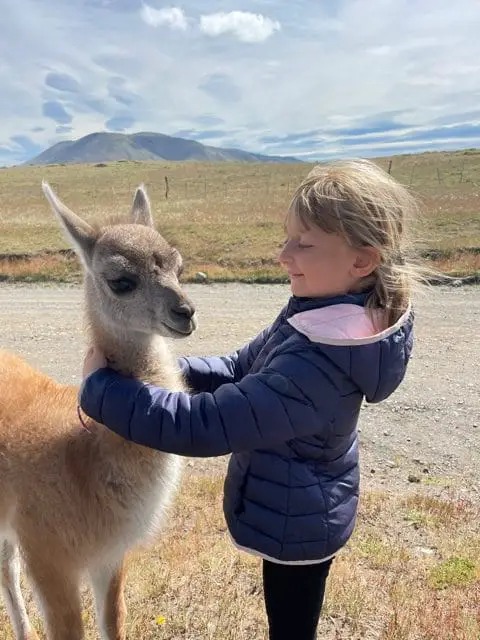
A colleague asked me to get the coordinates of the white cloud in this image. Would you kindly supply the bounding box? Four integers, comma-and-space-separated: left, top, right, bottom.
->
140, 4, 188, 31
200, 11, 281, 43
367, 45, 392, 56
1, 0, 480, 165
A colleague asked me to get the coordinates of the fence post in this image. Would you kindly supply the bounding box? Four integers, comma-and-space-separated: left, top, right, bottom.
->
437, 168, 442, 184
387, 159, 393, 175
164, 176, 169, 199
409, 164, 416, 186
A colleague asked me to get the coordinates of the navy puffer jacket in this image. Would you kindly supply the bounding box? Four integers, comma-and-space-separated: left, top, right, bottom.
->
80, 292, 414, 564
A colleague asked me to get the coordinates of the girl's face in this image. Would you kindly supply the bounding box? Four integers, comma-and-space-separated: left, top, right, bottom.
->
279, 215, 378, 298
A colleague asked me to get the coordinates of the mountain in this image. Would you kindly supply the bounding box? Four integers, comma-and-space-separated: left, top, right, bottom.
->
25, 132, 301, 165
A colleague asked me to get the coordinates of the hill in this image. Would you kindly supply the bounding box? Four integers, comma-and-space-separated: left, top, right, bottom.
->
25, 131, 301, 165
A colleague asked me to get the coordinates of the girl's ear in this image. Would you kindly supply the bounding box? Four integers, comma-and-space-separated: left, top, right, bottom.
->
351, 247, 381, 278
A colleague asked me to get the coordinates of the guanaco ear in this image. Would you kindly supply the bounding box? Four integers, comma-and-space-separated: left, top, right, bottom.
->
42, 181, 97, 269
130, 184, 154, 227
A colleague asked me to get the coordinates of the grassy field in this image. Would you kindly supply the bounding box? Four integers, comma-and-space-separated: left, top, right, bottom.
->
0, 475, 478, 639
0, 148, 479, 283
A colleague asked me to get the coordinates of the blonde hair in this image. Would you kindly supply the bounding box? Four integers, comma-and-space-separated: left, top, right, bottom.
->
287, 158, 423, 325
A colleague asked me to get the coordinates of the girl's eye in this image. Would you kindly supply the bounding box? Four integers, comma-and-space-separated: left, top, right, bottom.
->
281, 238, 313, 249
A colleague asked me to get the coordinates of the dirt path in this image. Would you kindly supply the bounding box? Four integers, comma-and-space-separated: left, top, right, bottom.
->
0, 283, 478, 497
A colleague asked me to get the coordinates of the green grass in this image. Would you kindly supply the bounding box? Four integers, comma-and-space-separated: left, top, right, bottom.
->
429, 557, 478, 590
0, 148, 479, 282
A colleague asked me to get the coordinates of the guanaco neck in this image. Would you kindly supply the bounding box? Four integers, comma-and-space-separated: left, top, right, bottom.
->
79, 290, 183, 463
82, 282, 184, 437
85, 320, 183, 393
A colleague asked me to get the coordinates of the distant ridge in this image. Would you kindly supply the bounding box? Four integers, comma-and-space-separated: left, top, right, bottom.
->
25, 131, 302, 165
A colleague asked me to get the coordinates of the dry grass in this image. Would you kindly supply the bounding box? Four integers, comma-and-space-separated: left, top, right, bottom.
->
429, 251, 480, 277
1, 475, 478, 639
0, 149, 479, 282
0, 252, 79, 283
1, 251, 477, 285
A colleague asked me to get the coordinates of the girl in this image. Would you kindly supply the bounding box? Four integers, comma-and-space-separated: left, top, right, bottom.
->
80, 159, 417, 640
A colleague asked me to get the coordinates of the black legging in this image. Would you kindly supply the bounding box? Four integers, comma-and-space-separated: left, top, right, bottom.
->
262, 557, 334, 639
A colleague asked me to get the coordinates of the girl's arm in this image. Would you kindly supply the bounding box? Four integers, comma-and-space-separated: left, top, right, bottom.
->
178, 322, 278, 392
79, 347, 343, 457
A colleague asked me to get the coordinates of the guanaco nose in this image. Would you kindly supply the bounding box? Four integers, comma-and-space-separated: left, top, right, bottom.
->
171, 302, 195, 320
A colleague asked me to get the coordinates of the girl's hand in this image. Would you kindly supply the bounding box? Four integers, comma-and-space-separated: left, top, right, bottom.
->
82, 346, 108, 379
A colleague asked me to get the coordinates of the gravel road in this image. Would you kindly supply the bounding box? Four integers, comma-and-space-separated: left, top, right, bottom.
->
0, 283, 478, 497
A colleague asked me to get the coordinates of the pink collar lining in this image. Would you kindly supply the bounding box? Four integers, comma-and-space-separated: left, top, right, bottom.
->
287, 303, 411, 346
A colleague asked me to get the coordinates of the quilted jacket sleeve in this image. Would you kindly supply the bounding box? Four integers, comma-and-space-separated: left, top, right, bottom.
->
79, 347, 342, 457
178, 324, 275, 393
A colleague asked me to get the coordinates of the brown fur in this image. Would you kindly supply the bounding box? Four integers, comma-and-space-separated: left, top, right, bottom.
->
0, 183, 196, 639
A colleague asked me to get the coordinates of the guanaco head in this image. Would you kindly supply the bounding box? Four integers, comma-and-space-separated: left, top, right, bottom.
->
41, 182, 197, 339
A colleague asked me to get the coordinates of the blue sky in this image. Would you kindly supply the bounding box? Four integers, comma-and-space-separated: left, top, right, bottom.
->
1, 0, 480, 165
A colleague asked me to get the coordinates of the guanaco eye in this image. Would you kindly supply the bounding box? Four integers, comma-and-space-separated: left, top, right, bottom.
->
107, 277, 138, 295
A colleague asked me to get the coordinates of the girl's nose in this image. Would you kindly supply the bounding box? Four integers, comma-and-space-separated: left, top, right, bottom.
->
278, 241, 292, 264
